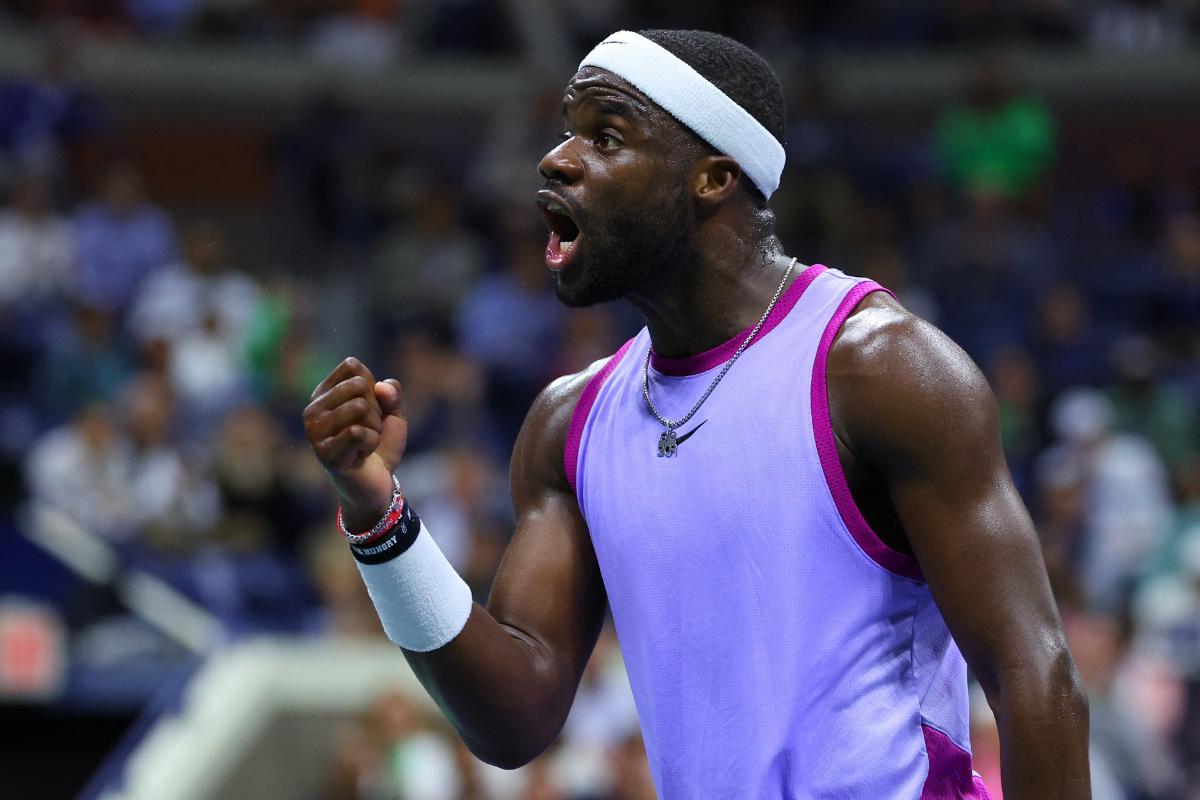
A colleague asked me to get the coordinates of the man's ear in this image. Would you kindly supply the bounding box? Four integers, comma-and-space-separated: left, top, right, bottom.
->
692, 155, 742, 209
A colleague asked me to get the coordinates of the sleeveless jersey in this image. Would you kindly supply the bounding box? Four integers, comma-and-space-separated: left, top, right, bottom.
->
564, 265, 993, 799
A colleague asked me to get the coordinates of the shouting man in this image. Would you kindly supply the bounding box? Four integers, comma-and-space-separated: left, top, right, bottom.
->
303, 29, 1090, 799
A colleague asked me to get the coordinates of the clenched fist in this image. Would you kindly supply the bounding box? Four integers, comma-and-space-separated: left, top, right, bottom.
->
303, 357, 408, 531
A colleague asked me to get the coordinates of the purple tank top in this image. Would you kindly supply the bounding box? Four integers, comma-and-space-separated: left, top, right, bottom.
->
565, 265, 993, 799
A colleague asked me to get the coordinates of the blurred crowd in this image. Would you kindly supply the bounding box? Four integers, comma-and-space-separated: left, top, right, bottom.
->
1, 5, 1200, 799
2, 0, 1200, 62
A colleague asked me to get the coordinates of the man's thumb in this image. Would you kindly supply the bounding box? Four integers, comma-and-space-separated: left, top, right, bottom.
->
374, 379, 405, 418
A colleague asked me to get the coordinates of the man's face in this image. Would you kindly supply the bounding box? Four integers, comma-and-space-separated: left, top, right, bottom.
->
536, 68, 697, 307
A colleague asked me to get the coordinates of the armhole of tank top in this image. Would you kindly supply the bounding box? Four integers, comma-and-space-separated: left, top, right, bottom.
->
564, 337, 638, 497
811, 280, 925, 582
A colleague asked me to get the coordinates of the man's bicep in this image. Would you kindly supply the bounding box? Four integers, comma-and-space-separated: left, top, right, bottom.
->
891, 444, 1063, 692
488, 488, 607, 682
487, 372, 608, 686
840, 309, 1068, 692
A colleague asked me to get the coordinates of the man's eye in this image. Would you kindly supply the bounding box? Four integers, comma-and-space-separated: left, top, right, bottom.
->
595, 132, 620, 150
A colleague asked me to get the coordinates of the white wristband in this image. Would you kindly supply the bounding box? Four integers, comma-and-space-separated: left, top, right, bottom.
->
355, 525, 474, 652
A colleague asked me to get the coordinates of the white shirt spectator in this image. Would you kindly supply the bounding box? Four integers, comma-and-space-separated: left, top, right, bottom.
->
25, 408, 136, 540
0, 207, 74, 304
129, 261, 260, 347
1042, 388, 1173, 609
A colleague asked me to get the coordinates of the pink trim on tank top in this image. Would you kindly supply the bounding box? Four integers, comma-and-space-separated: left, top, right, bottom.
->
649, 263, 827, 377
921, 724, 993, 799
564, 337, 637, 496
811, 280, 925, 582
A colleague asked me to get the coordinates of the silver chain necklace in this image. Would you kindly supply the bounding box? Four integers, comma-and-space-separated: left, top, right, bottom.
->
644, 256, 797, 457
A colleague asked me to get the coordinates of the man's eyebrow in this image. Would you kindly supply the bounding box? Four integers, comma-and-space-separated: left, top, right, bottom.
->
561, 91, 648, 122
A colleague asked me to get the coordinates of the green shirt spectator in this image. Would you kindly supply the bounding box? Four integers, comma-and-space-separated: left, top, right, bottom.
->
935, 56, 1057, 198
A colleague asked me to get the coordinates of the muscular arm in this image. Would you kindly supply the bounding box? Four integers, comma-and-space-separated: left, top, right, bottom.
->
402, 371, 607, 768
303, 357, 607, 769
828, 294, 1090, 799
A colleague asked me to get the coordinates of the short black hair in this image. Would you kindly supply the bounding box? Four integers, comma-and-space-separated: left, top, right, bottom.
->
637, 29, 785, 202
638, 30, 785, 147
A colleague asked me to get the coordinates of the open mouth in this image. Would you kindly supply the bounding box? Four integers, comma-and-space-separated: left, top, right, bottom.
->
540, 198, 582, 271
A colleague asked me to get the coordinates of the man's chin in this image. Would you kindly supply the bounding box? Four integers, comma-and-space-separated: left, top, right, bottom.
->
553, 261, 624, 308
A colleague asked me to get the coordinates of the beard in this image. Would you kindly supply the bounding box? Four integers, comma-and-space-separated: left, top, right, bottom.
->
553, 186, 692, 308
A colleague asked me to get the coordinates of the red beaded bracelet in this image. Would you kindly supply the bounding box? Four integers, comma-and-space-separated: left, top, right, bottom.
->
337, 474, 405, 545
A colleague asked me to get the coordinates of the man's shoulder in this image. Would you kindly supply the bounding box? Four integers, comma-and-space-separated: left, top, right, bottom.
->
530, 349, 625, 441
833, 291, 982, 391
829, 290, 996, 452
512, 351, 624, 499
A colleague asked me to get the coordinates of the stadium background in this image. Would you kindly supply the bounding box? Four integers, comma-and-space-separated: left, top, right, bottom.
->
0, 1, 1198, 798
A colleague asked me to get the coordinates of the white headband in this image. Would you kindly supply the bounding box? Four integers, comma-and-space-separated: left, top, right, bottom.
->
578, 30, 785, 199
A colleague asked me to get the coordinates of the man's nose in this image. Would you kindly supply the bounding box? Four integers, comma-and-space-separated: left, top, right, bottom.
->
538, 139, 583, 184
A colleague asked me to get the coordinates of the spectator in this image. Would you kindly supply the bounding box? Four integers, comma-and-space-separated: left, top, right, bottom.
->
456, 233, 563, 380
1029, 283, 1110, 398
0, 171, 75, 309
34, 303, 135, 422
304, 523, 383, 638
245, 276, 336, 414
210, 404, 320, 553
325, 689, 468, 800
122, 223, 255, 430
1041, 388, 1172, 610
128, 219, 260, 350
1106, 335, 1199, 476
24, 401, 137, 541
1034, 442, 1088, 597
919, 190, 1054, 361
168, 309, 253, 433
1064, 605, 1185, 797
372, 185, 486, 326
0, 42, 98, 189
0, 170, 77, 389
120, 372, 219, 545
377, 325, 487, 456
934, 54, 1056, 200
394, 444, 509, 574
73, 163, 176, 314
456, 231, 566, 437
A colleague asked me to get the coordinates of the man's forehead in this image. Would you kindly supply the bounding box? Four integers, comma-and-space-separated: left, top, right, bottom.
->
562, 67, 656, 115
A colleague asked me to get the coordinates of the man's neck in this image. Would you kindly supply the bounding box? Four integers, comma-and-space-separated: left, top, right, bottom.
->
630, 236, 793, 359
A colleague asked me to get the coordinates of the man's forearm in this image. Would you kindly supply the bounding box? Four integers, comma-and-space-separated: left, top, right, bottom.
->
995, 653, 1091, 799
402, 605, 583, 769
347, 503, 581, 768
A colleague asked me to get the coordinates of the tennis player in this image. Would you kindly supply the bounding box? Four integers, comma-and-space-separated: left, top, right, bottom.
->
303, 29, 1090, 799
